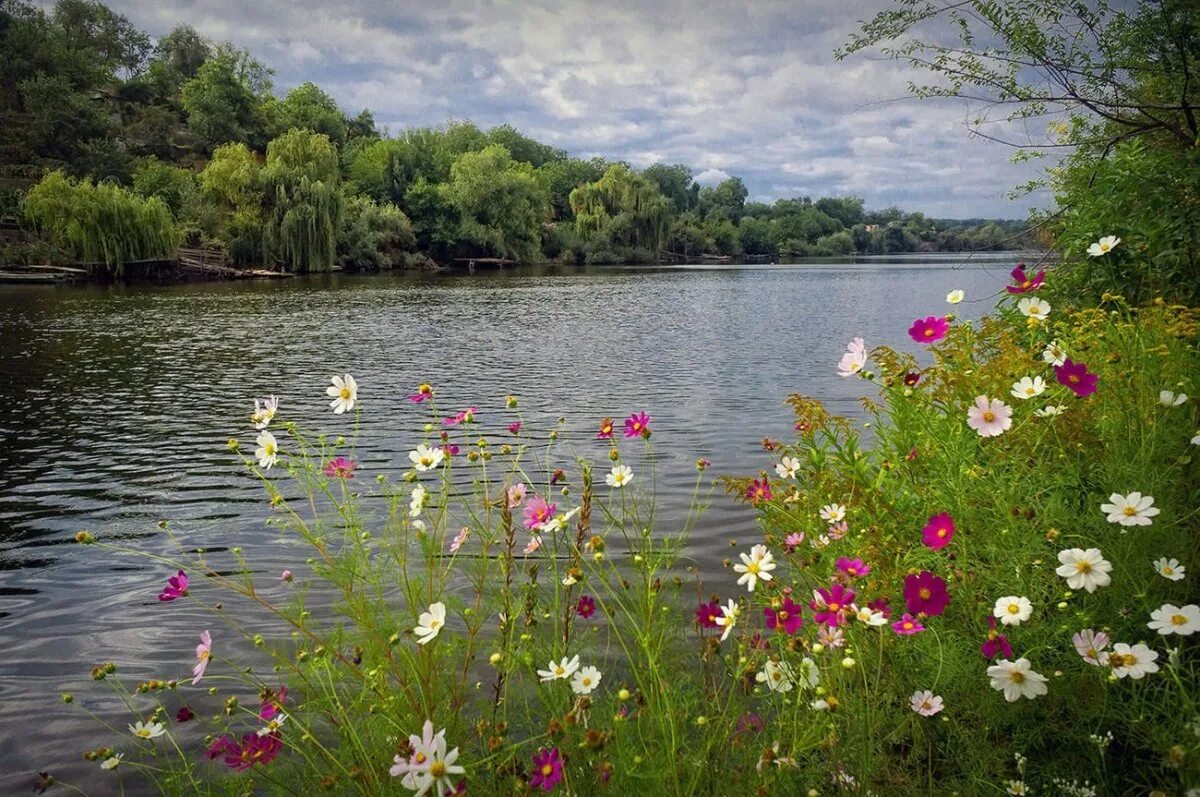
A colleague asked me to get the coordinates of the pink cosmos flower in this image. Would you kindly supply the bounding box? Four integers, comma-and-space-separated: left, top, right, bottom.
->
157, 570, 189, 602
506, 483, 527, 509
530, 747, 564, 791
910, 690, 944, 716
225, 733, 283, 771
749, 631, 769, 650
280, 569, 293, 582
508, 422, 522, 435
867, 597, 892, 619
892, 613, 925, 635
1006, 264, 1045, 294
192, 630, 212, 685
322, 456, 356, 478
449, 527, 470, 553
1072, 629, 1110, 666
576, 595, 596, 619
811, 584, 855, 627
966, 395, 1013, 437
523, 496, 556, 530
908, 316, 949, 344
745, 478, 772, 503
904, 571, 950, 616
784, 532, 805, 552
818, 626, 846, 648
836, 557, 870, 578
764, 597, 804, 635
523, 536, 542, 554
407, 385, 433, 403
442, 407, 478, 426
1055, 359, 1098, 397
442, 443, 460, 457
596, 417, 615, 439
623, 412, 651, 439
827, 521, 849, 540
259, 686, 288, 721
736, 712, 765, 735
921, 513, 955, 550
980, 616, 1014, 660
696, 601, 721, 629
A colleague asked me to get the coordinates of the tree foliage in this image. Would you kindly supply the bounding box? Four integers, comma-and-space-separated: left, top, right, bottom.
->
261, 129, 342, 272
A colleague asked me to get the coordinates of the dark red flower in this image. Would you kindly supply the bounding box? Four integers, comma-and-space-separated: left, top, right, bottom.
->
903, 372, 921, 386
903, 571, 950, 616
1054, 359, 1098, 397
176, 705, 195, 723
764, 598, 804, 634
576, 595, 596, 619
980, 616, 1014, 660
696, 601, 721, 629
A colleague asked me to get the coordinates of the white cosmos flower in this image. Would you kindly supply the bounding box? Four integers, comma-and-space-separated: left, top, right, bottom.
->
326, 374, 358, 414
986, 658, 1048, 701
250, 395, 278, 429
1035, 405, 1067, 418
733, 544, 776, 592
1153, 557, 1186, 581
389, 720, 465, 795
258, 713, 288, 736
100, 754, 123, 769
819, 503, 846, 523
537, 506, 580, 534
1192, 430, 1200, 445
1086, 235, 1120, 256
1018, 297, 1050, 320
1010, 376, 1046, 400
1148, 604, 1200, 636
796, 656, 820, 689
755, 660, 795, 693
967, 396, 1013, 437
946, 289, 965, 304
775, 456, 800, 479
910, 690, 944, 716
854, 605, 888, 626
409, 485, 427, 518
1100, 492, 1160, 526
837, 337, 867, 378
570, 665, 602, 695
254, 430, 279, 469
993, 596, 1033, 626
129, 720, 166, 739
1007, 780, 1030, 796
1109, 642, 1159, 679
606, 464, 633, 488
414, 602, 446, 645
714, 599, 740, 641
1159, 390, 1188, 407
1055, 548, 1112, 593
537, 654, 580, 682
1042, 340, 1067, 366
409, 444, 445, 472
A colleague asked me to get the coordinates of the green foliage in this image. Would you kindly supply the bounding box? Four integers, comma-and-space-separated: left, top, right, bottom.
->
536, 156, 607, 221
571, 165, 672, 257
180, 48, 271, 152
261, 129, 342, 272
199, 142, 260, 209
336, 194, 415, 271
699, 176, 748, 222
132, 157, 199, 215
441, 144, 549, 262
279, 81, 346, 146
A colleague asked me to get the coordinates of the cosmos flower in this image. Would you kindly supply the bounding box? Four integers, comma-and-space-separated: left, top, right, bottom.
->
130, 720, 166, 740
981, 617, 1014, 660
908, 315, 949, 344
836, 557, 870, 578
715, 599, 741, 641
523, 496, 557, 530
1055, 548, 1112, 593
506, 483, 527, 509
570, 666, 602, 695
946, 289, 964, 304
1010, 376, 1046, 400
734, 544, 776, 592
322, 456, 356, 478
765, 598, 804, 635
1072, 629, 1110, 666
606, 464, 633, 488
1153, 557, 1185, 581
192, 630, 212, 685
623, 412, 651, 439
326, 374, 358, 414
1159, 390, 1188, 407
696, 601, 721, 629
406, 384, 433, 403
537, 655, 580, 682
448, 527, 470, 553
1100, 492, 1159, 526
158, 570, 189, 602
819, 503, 846, 523
1148, 604, 1200, 636
409, 444, 445, 472
775, 456, 800, 479
967, 396, 1013, 437
783, 532, 805, 552
1086, 235, 1120, 256
389, 720, 465, 796
837, 337, 868, 377
414, 602, 446, 645
1006, 264, 1044, 293
576, 595, 596, 619
755, 660, 796, 693
986, 658, 1048, 701
1055, 359, 1098, 397
746, 478, 772, 503
1035, 405, 1067, 417
100, 754, 122, 770
1018, 297, 1050, 321
530, 748, 564, 792
250, 396, 278, 429
255, 430, 279, 469
1042, 340, 1067, 366
1108, 642, 1159, 679
910, 690, 944, 716
811, 584, 855, 627
904, 571, 950, 616
892, 614, 925, 635
921, 513, 955, 550
596, 417, 615, 439
993, 596, 1032, 626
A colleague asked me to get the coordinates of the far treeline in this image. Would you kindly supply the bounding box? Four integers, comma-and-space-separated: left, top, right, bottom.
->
0, 0, 1036, 275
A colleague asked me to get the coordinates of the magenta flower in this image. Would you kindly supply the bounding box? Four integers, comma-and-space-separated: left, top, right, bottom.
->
442, 407, 478, 426
811, 583, 855, 627
322, 456, 356, 479
523, 496, 556, 530
764, 597, 804, 635
908, 316, 949, 344
696, 601, 721, 629
735, 712, 765, 735
1055, 359, 1098, 397
530, 747, 564, 791
980, 616, 1014, 660
892, 613, 925, 635
157, 570, 189, 602
745, 478, 772, 504
442, 443, 460, 457
192, 630, 212, 685
867, 597, 892, 619
783, 532, 805, 552
596, 417, 615, 439
749, 631, 769, 650
904, 571, 950, 616
836, 557, 870, 578
508, 422, 522, 435
407, 385, 433, 403
176, 705, 194, 723
1006, 264, 1045, 294
921, 513, 955, 551
259, 686, 288, 721
576, 595, 596, 619
623, 412, 651, 439
223, 732, 282, 771
280, 569, 293, 582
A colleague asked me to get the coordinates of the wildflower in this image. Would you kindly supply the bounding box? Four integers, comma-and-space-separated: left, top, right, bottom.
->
1055, 548, 1112, 593
258, 713, 287, 736
1154, 557, 1185, 581
775, 456, 800, 479
904, 571, 950, 616
576, 595, 596, 619
1159, 390, 1188, 407
908, 315, 949, 344
818, 625, 846, 648
921, 512, 955, 550
537, 506, 579, 534
746, 478, 772, 503
623, 411, 651, 439
967, 395, 1013, 437
946, 289, 964, 304
715, 599, 741, 641
981, 617, 1014, 660
1018, 297, 1050, 320
523, 536, 541, 554
1010, 376, 1046, 400
259, 686, 288, 720
819, 503, 846, 523
993, 596, 1032, 626
867, 597, 892, 619
1100, 492, 1159, 526
904, 371, 921, 386
571, 666, 602, 695
157, 570, 189, 602
389, 720, 465, 796
176, 706, 195, 723
414, 602, 446, 645
409, 486, 427, 518
250, 396, 278, 429
129, 720, 166, 740
987, 658, 1048, 701
853, 605, 888, 626
1086, 235, 1120, 256
1007, 780, 1030, 795
523, 496, 557, 530
696, 601, 721, 628
254, 430, 279, 469
192, 630, 212, 685
409, 444, 445, 472
1036, 405, 1067, 417
892, 613, 925, 635
506, 483, 526, 509
783, 532, 805, 552
449, 527, 470, 553
837, 337, 867, 377
765, 598, 804, 634
1043, 340, 1067, 366
530, 748, 564, 791
100, 754, 122, 770
811, 584, 855, 627
734, 544, 777, 592
1055, 359, 1098, 397
606, 464, 633, 488
323, 456, 356, 478
910, 690, 944, 716
538, 655, 580, 682
1148, 604, 1200, 636
1006, 264, 1045, 294
1073, 629, 1110, 666
1108, 642, 1159, 679
406, 384, 433, 402
836, 557, 870, 578
756, 660, 796, 693
326, 374, 358, 414
596, 417, 614, 439
508, 421, 521, 435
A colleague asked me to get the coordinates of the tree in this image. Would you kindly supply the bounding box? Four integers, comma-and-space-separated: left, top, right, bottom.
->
154, 24, 210, 81
132, 157, 198, 215
814, 196, 864, 228
485, 124, 565, 167
180, 52, 261, 152
738, 216, 777, 256
642, 163, 696, 212
199, 142, 260, 208
536, 157, 606, 221
261, 129, 342, 272
52, 0, 150, 78
337, 195, 415, 270
279, 81, 347, 146
442, 144, 549, 262
570, 164, 672, 255
699, 176, 748, 222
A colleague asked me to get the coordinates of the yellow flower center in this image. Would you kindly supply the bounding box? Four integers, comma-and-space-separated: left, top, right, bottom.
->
924, 328, 934, 337
983, 411, 996, 422
1025, 387, 1035, 395
429, 619, 441, 629
1162, 567, 1174, 575
420, 456, 433, 466
937, 529, 947, 538
1109, 653, 1131, 667
415, 752, 427, 764
919, 588, 932, 600
1021, 280, 1031, 288
1101, 243, 1110, 251
199, 651, 210, 661
1069, 375, 1080, 384
1010, 671, 1025, 684
582, 677, 592, 686
747, 562, 760, 574
1007, 604, 1020, 614
828, 602, 840, 612
339, 387, 351, 399
1172, 614, 1187, 625
902, 621, 914, 630
542, 763, 554, 776
1123, 506, 1136, 516
430, 761, 446, 777
1076, 562, 1092, 573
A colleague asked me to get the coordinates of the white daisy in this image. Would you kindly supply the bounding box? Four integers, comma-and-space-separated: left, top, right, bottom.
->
993, 596, 1032, 626
733, 544, 776, 592
389, 720, 465, 794
129, 720, 166, 739
537, 654, 580, 682
414, 602, 446, 645
606, 464, 633, 488
1010, 376, 1046, 400
986, 658, 1048, 701
837, 337, 867, 378
946, 289, 965, 305
254, 430, 279, 469
774, 456, 800, 479
1148, 604, 1200, 636
1086, 235, 1120, 256
1159, 390, 1188, 407
326, 373, 358, 414
714, 599, 740, 641
1153, 557, 1186, 581
755, 660, 795, 693
409, 443, 445, 472
1100, 492, 1160, 526
570, 665, 602, 695
1018, 297, 1050, 320
818, 503, 846, 523
1042, 340, 1067, 366
1054, 548, 1112, 593
1108, 642, 1159, 679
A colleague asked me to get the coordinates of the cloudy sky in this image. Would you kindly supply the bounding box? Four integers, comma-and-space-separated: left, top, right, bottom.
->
115, 0, 1053, 218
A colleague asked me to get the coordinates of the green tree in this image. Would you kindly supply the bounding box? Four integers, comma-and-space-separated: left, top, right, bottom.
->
279, 81, 347, 146
337, 194, 415, 271
570, 164, 672, 256
442, 144, 549, 262
132, 157, 198, 215
642, 163, 696, 213
261, 129, 342, 272
536, 157, 606, 221
199, 141, 260, 208
699, 176, 748, 222
485, 124, 565, 167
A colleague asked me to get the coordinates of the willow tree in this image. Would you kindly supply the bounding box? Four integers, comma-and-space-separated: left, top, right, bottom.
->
569, 165, 672, 255
261, 129, 342, 273
24, 170, 178, 275
441, 144, 549, 262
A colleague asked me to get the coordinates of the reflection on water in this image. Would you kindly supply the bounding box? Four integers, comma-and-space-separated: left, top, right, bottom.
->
0, 257, 1016, 789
